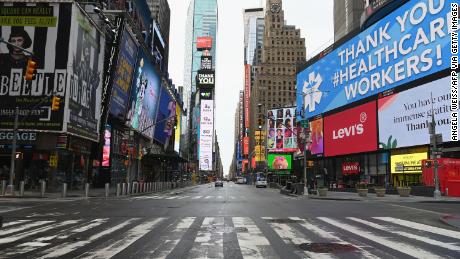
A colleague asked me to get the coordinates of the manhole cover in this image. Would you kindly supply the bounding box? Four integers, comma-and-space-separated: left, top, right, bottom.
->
234, 227, 248, 233
299, 243, 357, 253
266, 218, 301, 224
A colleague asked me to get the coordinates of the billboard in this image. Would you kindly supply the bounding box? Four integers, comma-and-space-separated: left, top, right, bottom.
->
197, 36, 213, 50
379, 77, 452, 149
109, 28, 138, 120
196, 70, 215, 88
243, 137, 249, 155
67, 5, 105, 141
267, 107, 297, 152
267, 153, 292, 170
199, 99, 214, 171
201, 56, 212, 70
255, 130, 266, 162
174, 105, 181, 153
297, 0, 452, 120
342, 162, 360, 175
199, 87, 213, 100
239, 91, 244, 149
0, 3, 71, 131
244, 64, 251, 128
310, 118, 324, 155
102, 125, 111, 167
391, 152, 427, 174
154, 87, 176, 145
126, 48, 161, 139
324, 101, 377, 157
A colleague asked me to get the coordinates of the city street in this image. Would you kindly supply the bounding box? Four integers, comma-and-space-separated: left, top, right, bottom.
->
0, 183, 459, 258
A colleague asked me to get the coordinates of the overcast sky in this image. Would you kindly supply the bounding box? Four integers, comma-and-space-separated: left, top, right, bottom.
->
168, 0, 334, 175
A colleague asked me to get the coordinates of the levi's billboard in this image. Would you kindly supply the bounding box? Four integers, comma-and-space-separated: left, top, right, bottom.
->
324, 101, 377, 157
297, 0, 452, 120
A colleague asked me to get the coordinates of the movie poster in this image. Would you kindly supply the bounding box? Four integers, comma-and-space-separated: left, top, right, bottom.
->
154, 86, 176, 146
67, 5, 105, 141
0, 3, 72, 131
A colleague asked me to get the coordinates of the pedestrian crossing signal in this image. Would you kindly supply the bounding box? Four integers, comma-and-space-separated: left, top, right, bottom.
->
25, 59, 37, 81
51, 96, 61, 111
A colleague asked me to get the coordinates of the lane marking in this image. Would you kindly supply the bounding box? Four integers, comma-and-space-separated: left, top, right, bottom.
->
177, 196, 190, 200
192, 196, 202, 199
166, 196, 179, 200
188, 217, 224, 259
0, 221, 54, 236
77, 218, 165, 259
204, 196, 212, 199
387, 204, 443, 215
374, 217, 460, 240
318, 217, 443, 259
2, 220, 31, 228
233, 217, 278, 259
39, 218, 139, 258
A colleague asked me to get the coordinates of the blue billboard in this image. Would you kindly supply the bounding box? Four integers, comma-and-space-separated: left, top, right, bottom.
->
154, 87, 176, 145
297, 0, 452, 120
126, 48, 161, 139
109, 28, 138, 119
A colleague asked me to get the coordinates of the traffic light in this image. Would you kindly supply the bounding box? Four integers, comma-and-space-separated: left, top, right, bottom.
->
25, 59, 37, 81
51, 96, 61, 111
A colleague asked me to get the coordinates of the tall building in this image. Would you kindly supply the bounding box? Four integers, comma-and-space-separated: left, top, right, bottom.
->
333, 0, 365, 42
250, 0, 305, 166
183, 0, 218, 167
148, 0, 171, 72
244, 8, 265, 66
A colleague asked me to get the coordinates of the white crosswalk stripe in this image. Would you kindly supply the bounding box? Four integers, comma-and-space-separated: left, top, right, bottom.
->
0, 216, 457, 258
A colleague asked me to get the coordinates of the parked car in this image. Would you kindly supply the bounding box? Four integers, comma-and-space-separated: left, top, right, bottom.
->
215, 180, 224, 187
255, 178, 267, 188
236, 177, 245, 184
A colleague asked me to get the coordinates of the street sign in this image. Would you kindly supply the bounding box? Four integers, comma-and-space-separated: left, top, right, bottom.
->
301, 120, 309, 128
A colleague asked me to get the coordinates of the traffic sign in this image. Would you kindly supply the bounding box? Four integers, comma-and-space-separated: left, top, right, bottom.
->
301, 120, 309, 128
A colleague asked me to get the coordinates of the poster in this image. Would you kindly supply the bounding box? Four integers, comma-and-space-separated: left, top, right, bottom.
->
310, 118, 324, 155
267, 153, 292, 170
154, 86, 176, 145
199, 99, 214, 171
67, 5, 105, 141
174, 105, 181, 153
109, 28, 138, 119
126, 48, 161, 139
0, 3, 71, 131
266, 107, 297, 152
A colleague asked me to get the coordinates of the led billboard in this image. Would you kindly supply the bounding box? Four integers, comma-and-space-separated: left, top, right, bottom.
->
267, 107, 297, 152
391, 152, 427, 174
102, 125, 111, 167
199, 99, 214, 171
379, 76, 452, 149
154, 87, 176, 145
197, 36, 213, 50
174, 105, 181, 153
267, 153, 292, 170
196, 70, 215, 88
324, 101, 377, 157
244, 64, 251, 128
297, 0, 452, 120
310, 118, 324, 155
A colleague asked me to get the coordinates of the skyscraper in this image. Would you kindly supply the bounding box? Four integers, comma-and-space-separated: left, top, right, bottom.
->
183, 0, 218, 169
244, 8, 265, 66
333, 0, 365, 42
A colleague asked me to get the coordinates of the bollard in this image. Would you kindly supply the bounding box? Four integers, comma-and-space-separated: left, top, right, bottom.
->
133, 182, 137, 194
1, 180, 6, 196
127, 183, 131, 195
85, 183, 90, 198
40, 180, 46, 198
150, 182, 152, 192
105, 183, 109, 198
116, 183, 121, 197
19, 181, 24, 197
154, 182, 157, 192
62, 183, 67, 198
122, 183, 126, 195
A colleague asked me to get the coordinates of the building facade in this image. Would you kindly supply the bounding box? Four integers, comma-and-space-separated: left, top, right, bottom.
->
333, 0, 365, 42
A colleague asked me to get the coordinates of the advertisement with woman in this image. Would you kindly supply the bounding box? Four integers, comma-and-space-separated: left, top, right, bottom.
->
266, 107, 297, 152
154, 87, 176, 146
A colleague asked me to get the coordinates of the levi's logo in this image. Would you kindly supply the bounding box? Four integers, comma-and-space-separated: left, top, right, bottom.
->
332, 112, 367, 140
344, 165, 359, 170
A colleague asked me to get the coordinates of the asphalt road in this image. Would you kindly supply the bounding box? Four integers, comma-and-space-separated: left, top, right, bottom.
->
0, 182, 459, 258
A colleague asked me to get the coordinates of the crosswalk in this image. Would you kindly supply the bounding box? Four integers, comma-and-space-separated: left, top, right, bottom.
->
0, 216, 459, 258
132, 194, 302, 200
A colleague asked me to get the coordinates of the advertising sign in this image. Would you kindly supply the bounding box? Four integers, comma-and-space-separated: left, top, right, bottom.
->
199, 99, 214, 171
297, 0, 452, 120
199, 88, 213, 100
324, 101, 377, 157
379, 77, 452, 149
243, 137, 249, 155
109, 28, 138, 119
310, 118, 324, 155
244, 64, 251, 128
239, 91, 244, 147
391, 152, 427, 174
0, 3, 71, 131
267, 153, 292, 170
342, 162, 360, 175
102, 125, 111, 167
154, 87, 176, 145
267, 107, 297, 152
197, 36, 213, 50
196, 70, 215, 88
126, 48, 161, 139
174, 105, 181, 153
200, 56, 212, 70
67, 5, 105, 141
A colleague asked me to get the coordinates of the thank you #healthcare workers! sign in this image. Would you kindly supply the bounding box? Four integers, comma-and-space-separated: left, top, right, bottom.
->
297, 0, 452, 120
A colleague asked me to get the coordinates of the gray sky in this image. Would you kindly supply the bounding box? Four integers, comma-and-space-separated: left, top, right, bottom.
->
168, 0, 334, 175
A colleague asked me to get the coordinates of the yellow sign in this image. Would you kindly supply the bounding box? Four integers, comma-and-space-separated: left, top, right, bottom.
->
255, 145, 265, 162
49, 154, 58, 168
0, 16, 57, 27
391, 152, 427, 174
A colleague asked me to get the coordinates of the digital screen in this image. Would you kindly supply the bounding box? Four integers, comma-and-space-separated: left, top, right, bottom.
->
267, 153, 292, 170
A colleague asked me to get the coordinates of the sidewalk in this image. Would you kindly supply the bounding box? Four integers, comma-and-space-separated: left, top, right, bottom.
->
307, 191, 460, 203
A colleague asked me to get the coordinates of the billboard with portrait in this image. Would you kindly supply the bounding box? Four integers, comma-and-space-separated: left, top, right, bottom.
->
266, 107, 297, 152
199, 99, 214, 171
154, 87, 176, 146
378, 76, 452, 149
174, 105, 181, 153
67, 5, 105, 141
310, 118, 324, 155
109, 27, 138, 120
0, 3, 71, 131
102, 125, 111, 167
297, 0, 452, 120
267, 153, 292, 170
324, 101, 377, 157
126, 47, 161, 139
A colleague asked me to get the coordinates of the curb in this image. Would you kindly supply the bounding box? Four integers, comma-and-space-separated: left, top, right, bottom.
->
439, 214, 460, 229
308, 196, 361, 201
